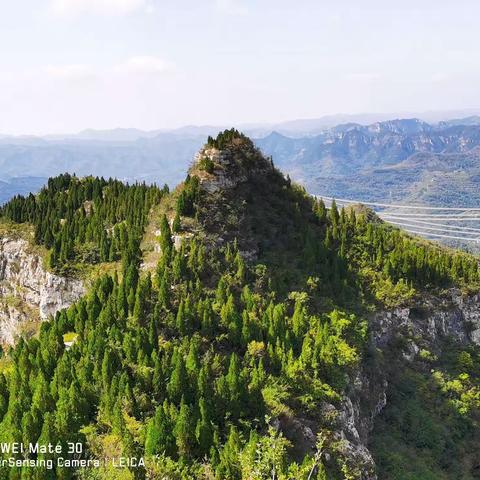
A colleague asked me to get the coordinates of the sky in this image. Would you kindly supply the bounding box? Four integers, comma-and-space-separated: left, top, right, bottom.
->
1, 0, 480, 134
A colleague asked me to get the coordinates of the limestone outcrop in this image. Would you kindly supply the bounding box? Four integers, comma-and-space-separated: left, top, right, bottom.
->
0, 237, 84, 344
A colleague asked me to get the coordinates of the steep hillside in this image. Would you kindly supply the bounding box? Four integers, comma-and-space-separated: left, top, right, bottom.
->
0, 175, 165, 347
0, 131, 480, 479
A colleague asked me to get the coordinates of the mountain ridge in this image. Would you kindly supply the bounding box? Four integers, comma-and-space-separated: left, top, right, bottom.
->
4, 118, 480, 253
1, 131, 480, 478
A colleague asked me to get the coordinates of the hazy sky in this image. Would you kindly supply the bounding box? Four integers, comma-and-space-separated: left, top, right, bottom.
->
1, 0, 480, 134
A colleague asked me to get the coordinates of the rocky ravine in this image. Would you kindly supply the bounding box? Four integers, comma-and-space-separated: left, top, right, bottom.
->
327, 289, 480, 479
0, 237, 84, 344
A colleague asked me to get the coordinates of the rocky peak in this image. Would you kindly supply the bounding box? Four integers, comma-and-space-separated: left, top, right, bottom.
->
179, 130, 292, 261
189, 128, 274, 194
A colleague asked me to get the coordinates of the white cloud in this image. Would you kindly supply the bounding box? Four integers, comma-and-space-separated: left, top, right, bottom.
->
45, 64, 96, 80
215, 0, 248, 15
50, 0, 147, 17
117, 56, 172, 75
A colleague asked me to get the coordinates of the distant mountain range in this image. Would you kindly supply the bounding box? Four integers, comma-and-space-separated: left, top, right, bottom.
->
4, 108, 480, 142
3, 114, 480, 212
256, 118, 480, 207
0, 177, 47, 205
0, 134, 205, 201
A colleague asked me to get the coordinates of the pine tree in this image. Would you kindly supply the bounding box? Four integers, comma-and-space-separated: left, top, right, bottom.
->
172, 212, 181, 233
133, 273, 152, 324
160, 214, 173, 258
174, 399, 194, 459
329, 199, 339, 225
195, 397, 214, 457
216, 426, 242, 480
145, 402, 174, 457
226, 353, 244, 417
167, 353, 189, 404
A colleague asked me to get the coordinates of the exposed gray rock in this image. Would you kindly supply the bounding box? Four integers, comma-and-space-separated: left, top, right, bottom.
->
194, 146, 273, 194
372, 289, 480, 351
0, 237, 84, 344
194, 148, 248, 194
173, 232, 194, 251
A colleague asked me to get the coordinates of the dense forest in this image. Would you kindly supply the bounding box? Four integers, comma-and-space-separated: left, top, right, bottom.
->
0, 130, 480, 479
0, 174, 166, 273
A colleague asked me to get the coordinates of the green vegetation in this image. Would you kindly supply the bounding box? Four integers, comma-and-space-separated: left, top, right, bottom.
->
191, 142, 480, 306
0, 173, 166, 274
0, 222, 365, 479
371, 341, 480, 479
197, 156, 215, 174
62, 332, 78, 343
0, 132, 480, 479
176, 174, 200, 217
206, 128, 251, 150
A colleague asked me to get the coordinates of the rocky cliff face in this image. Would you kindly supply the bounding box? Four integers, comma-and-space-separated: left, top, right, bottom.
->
329, 289, 480, 479
192, 144, 274, 194
0, 237, 84, 344
373, 289, 480, 353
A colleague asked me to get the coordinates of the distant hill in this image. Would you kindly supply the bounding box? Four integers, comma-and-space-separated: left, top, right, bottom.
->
3, 115, 480, 217
0, 135, 205, 201
438, 115, 480, 128
0, 176, 47, 204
